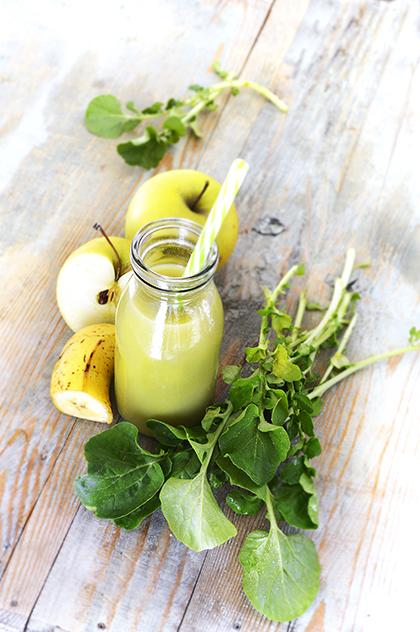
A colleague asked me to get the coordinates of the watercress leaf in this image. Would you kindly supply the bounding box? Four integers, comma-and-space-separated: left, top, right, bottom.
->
219, 404, 288, 485
163, 115, 186, 142
74, 422, 164, 519
272, 345, 302, 382
160, 472, 237, 551
201, 405, 224, 432
188, 83, 205, 92
305, 437, 322, 459
171, 449, 201, 479
271, 391, 289, 425
294, 393, 314, 414
298, 411, 314, 436
125, 100, 141, 115
142, 101, 163, 115
272, 312, 292, 335
117, 127, 167, 168
113, 493, 160, 530
229, 372, 261, 411
281, 456, 307, 485
245, 346, 266, 362
216, 454, 264, 497
208, 463, 227, 489
146, 419, 187, 446
288, 439, 304, 457
299, 472, 316, 495
222, 364, 241, 385
409, 326, 420, 344
165, 97, 183, 109
275, 484, 318, 530
310, 397, 323, 416
212, 60, 230, 80
239, 527, 320, 622
226, 489, 263, 515
85, 95, 140, 138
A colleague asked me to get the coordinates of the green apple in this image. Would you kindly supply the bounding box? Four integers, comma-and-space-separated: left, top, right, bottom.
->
125, 169, 239, 268
56, 236, 131, 332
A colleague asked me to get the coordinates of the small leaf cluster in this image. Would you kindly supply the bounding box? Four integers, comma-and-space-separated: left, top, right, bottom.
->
84, 62, 287, 169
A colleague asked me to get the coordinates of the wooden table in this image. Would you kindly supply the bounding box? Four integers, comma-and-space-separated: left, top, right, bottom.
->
1, 1, 419, 630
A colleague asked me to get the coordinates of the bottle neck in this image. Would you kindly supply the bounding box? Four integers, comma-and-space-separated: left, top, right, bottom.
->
130, 218, 219, 299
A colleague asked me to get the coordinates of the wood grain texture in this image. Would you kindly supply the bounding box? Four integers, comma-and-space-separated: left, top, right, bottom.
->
1, 0, 419, 630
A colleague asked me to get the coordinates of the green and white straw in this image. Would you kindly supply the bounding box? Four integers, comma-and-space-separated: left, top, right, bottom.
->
183, 158, 249, 277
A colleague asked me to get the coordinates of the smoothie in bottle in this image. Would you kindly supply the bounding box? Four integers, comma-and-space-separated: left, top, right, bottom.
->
115, 218, 223, 434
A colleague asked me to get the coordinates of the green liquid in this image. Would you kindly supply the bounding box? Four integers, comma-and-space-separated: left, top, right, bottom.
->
114, 263, 224, 435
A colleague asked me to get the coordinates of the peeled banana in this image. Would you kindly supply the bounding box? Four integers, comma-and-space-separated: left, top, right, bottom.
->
51, 323, 115, 423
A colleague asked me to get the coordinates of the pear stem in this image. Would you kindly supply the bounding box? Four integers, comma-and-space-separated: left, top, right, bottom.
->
190, 180, 210, 211
93, 223, 122, 281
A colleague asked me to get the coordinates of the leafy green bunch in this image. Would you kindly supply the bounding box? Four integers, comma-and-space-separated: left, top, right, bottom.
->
84, 62, 288, 169
75, 250, 419, 622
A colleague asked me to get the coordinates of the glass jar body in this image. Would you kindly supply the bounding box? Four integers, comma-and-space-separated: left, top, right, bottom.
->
114, 219, 223, 435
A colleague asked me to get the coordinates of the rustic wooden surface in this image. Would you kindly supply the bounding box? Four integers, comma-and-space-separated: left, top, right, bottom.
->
1, 0, 419, 630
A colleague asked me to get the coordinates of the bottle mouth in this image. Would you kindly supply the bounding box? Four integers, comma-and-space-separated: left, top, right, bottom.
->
130, 217, 219, 293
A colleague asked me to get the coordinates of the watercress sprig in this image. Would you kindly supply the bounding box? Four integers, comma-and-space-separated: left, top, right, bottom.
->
85, 61, 288, 169
75, 250, 419, 622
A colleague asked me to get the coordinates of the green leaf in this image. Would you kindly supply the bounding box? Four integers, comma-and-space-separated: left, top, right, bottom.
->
222, 364, 241, 385
216, 455, 264, 496
272, 345, 302, 382
275, 483, 318, 529
114, 494, 160, 530
212, 60, 230, 79
146, 419, 187, 446
409, 326, 420, 344
305, 437, 322, 459
239, 527, 320, 622
298, 411, 314, 436
171, 449, 201, 479
142, 101, 163, 115
85, 95, 140, 138
271, 391, 289, 425
271, 312, 292, 335
226, 489, 263, 515
219, 404, 289, 485
160, 472, 237, 551
163, 116, 186, 142
208, 463, 227, 489
229, 372, 262, 411
117, 126, 168, 168
280, 456, 307, 485
74, 422, 164, 519
294, 393, 314, 414
245, 346, 267, 362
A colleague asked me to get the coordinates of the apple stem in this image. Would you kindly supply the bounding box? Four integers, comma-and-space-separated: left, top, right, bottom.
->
93, 223, 122, 281
190, 180, 210, 211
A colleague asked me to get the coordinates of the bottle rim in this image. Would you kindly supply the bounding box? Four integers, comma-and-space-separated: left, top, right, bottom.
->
130, 217, 219, 293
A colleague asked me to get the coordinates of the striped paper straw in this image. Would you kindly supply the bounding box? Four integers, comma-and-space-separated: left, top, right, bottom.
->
183, 158, 249, 277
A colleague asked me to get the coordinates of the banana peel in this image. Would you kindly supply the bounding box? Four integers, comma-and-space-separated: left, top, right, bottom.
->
51, 323, 115, 423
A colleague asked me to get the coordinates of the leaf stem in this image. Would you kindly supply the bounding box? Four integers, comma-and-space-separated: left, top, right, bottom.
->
258, 264, 303, 346
292, 292, 306, 343
320, 313, 358, 384
309, 343, 420, 399
304, 249, 355, 347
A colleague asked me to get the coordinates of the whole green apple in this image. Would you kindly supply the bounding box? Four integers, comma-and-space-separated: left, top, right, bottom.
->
125, 169, 239, 268
56, 236, 131, 332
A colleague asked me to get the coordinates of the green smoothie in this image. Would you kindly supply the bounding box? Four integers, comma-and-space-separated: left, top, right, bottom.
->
115, 261, 224, 434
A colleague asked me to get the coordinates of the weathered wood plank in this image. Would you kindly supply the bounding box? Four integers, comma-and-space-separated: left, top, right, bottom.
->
180, 0, 420, 630
0, 0, 275, 629
0, 0, 419, 630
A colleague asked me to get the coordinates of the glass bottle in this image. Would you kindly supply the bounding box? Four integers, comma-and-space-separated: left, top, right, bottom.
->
115, 218, 224, 435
